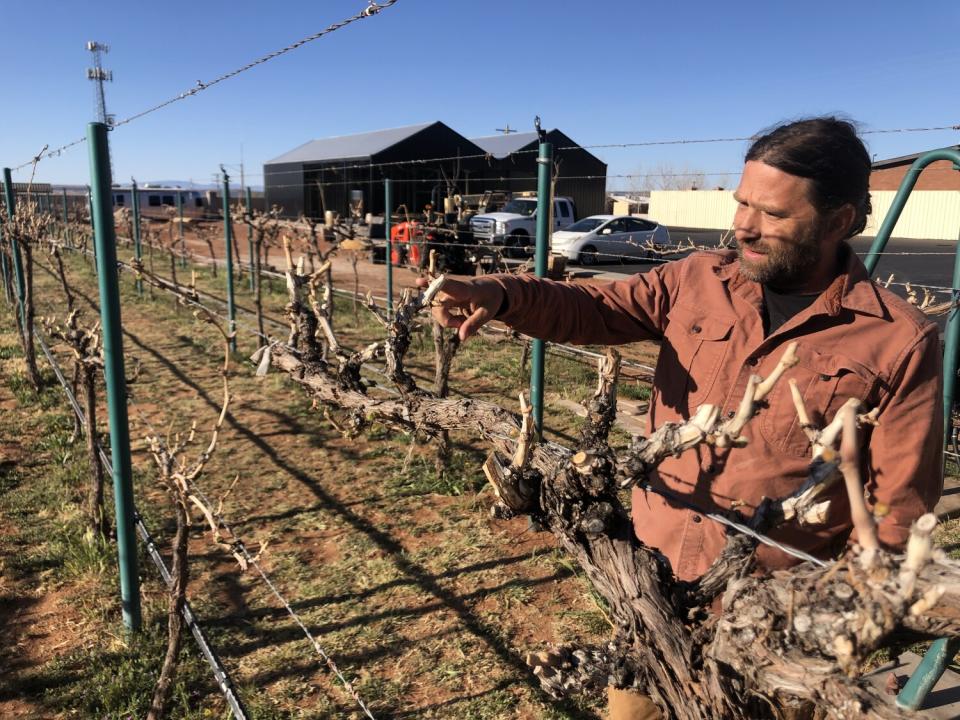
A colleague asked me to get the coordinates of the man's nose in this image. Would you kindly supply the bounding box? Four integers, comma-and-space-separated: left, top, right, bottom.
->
734, 205, 760, 238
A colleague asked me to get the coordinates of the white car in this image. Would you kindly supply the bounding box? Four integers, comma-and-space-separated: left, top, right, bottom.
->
552, 215, 671, 265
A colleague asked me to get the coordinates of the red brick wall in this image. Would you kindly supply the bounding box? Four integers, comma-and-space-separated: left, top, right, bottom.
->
870, 159, 960, 191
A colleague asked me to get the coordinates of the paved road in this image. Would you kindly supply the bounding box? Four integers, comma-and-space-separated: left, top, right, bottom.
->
577, 230, 954, 286
556, 229, 957, 331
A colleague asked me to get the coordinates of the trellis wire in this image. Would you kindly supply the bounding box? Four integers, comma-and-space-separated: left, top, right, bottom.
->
34, 330, 249, 720
244, 123, 960, 178
57, 234, 662, 372
125, 402, 378, 720
66, 245, 833, 572
12, 114, 958, 175
51, 232, 960, 599
34, 252, 377, 717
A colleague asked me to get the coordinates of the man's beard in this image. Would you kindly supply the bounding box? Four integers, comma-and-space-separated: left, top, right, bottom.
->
737, 223, 823, 289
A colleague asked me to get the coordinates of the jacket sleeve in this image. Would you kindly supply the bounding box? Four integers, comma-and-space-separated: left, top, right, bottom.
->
476, 257, 686, 346
862, 322, 943, 550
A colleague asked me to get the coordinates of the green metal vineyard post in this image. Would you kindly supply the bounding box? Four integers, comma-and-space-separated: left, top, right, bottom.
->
61, 188, 69, 244
245, 186, 254, 291
176, 189, 186, 269
221, 168, 237, 352
131, 180, 143, 296
0, 172, 13, 305
530, 141, 553, 435
863, 148, 960, 448
0, 210, 8, 304
385, 178, 393, 318
3, 168, 27, 323
86, 122, 142, 632
0, 248, 8, 305
861, 148, 960, 711
0, 168, 11, 300
3, 168, 26, 327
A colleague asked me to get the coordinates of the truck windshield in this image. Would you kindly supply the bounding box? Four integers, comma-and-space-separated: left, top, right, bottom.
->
501, 199, 537, 216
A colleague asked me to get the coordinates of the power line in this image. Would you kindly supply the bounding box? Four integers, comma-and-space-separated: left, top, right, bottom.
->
12, 1, 399, 171
14, 117, 958, 176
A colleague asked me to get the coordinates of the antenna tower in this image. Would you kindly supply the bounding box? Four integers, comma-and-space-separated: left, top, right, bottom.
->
86, 41, 114, 126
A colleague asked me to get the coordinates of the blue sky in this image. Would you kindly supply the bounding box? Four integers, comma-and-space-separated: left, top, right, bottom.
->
2, 0, 958, 190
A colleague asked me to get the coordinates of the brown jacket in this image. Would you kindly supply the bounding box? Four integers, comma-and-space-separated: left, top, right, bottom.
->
485, 248, 943, 580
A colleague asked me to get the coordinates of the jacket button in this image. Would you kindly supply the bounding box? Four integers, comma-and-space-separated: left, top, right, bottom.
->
691, 325, 702, 334
820, 374, 831, 381
692, 514, 702, 523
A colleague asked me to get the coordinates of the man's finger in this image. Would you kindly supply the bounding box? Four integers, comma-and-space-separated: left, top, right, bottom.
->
433, 303, 462, 329
458, 307, 490, 341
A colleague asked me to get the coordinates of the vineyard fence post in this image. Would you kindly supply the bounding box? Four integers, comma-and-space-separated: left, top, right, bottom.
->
87, 121, 142, 632
221, 167, 237, 352
530, 139, 553, 435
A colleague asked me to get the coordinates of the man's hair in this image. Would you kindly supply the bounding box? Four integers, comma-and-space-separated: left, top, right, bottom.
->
745, 117, 872, 239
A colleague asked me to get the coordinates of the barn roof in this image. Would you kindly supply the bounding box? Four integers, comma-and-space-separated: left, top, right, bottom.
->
872, 145, 960, 169
470, 132, 540, 159
265, 122, 436, 165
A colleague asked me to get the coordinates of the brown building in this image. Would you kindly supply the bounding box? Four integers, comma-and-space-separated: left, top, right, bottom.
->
870, 145, 960, 191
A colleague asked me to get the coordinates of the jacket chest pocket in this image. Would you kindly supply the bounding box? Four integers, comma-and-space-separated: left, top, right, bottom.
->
760, 347, 878, 457
658, 306, 735, 412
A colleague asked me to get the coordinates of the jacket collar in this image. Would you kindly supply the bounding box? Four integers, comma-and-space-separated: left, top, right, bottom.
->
713, 244, 884, 319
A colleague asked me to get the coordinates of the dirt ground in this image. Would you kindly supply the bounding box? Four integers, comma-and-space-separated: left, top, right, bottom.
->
1, 245, 630, 718
8, 227, 952, 718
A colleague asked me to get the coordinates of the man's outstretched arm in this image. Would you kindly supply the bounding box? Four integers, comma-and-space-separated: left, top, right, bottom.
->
424, 259, 684, 345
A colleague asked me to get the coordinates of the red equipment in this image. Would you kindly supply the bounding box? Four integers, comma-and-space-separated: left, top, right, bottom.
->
390, 221, 427, 269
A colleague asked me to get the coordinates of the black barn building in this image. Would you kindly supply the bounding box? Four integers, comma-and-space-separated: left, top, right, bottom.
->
264, 122, 606, 219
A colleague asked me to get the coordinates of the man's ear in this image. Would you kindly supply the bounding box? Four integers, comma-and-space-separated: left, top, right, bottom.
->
828, 204, 857, 241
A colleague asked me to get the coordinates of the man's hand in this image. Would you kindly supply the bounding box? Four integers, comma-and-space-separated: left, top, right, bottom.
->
415, 276, 504, 342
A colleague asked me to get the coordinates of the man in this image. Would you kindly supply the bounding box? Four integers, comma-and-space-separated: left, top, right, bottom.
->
426, 117, 944, 718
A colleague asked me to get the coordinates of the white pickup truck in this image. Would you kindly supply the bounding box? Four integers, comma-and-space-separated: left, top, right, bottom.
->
469, 196, 576, 256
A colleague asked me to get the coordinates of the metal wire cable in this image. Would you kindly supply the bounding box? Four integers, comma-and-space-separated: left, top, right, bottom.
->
41, 238, 936, 570
12, 1, 399, 171
152, 274, 830, 572
34, 329, 249, 720
124, 399, 378, 720
253, 123, 960, 177
484, 430, 831, 568
36, 250, 379, 717
111, 2, 397, 130
14, 116, 957, 175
